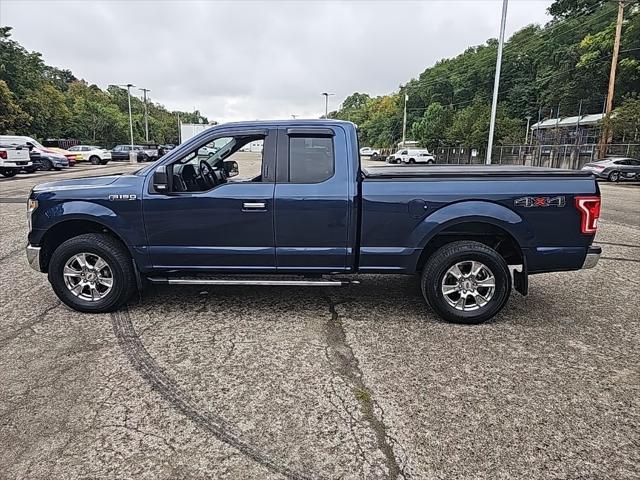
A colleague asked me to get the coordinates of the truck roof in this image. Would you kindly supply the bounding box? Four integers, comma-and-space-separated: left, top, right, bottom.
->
217, 119, 356, 129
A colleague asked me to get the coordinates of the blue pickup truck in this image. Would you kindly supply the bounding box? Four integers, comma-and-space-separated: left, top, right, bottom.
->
26, 120, 602, 324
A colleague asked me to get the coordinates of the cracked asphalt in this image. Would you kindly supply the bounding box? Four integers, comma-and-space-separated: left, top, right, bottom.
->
1, 164, 639, 479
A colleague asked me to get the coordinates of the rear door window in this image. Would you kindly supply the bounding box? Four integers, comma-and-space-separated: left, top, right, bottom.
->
288, 136, 335, 183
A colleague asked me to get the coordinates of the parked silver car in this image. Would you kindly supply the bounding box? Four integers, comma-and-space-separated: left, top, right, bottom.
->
582, 157, 640, 182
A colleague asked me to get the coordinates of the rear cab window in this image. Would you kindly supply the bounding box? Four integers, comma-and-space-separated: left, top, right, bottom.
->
288, 136, 335, 183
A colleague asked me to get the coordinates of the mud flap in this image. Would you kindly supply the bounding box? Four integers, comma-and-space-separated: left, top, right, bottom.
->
513, 261, 528, 296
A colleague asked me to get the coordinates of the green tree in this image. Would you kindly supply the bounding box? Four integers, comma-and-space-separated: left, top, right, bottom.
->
0, 79, 30, 133
410, 102, 450, 149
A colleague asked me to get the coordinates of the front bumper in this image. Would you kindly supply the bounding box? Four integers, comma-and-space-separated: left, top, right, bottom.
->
26, 244, 42, 272
582, 246, 601, 269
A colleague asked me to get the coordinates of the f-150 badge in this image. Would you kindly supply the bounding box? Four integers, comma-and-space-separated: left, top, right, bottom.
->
108, 194, 137, 201
514, 196, 565, 208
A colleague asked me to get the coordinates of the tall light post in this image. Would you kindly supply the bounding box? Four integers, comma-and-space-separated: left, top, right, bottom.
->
110, 83, 136, 147
321, 92, 335, 118
486, 0, 508, 164
402, 92, 409, 147
524, 115, 532, 145
139, 87, 151, 142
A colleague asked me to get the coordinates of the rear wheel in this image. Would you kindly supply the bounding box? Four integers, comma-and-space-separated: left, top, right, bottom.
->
48, 233, 137, 313
89, 155, 101, 165
608, 170, 620, 182
0, 168, 18, 178
421, 241, 512, 324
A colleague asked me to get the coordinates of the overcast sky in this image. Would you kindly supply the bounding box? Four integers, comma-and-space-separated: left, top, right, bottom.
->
2, 0, 553, 122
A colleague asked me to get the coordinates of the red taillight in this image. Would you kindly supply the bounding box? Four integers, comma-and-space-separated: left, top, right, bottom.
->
575, 196, 601, 234
0, 151, 7, 159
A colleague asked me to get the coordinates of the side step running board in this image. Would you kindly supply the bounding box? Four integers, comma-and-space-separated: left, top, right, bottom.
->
146, 277, 359, 287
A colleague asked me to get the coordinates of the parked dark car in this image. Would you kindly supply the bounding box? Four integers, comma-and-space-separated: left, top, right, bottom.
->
582, 157, 640, 182
111, 145, 149, 162
26, 120, 602, 325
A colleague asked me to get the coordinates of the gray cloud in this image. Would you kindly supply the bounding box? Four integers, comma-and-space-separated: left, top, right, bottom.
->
2, 0, 553, 122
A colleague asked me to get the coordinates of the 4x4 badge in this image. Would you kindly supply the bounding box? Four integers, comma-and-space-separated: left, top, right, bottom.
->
514, 196, 565, 208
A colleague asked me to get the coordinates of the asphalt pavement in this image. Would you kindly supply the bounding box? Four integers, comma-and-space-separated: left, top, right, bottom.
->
0, 163, 638, 479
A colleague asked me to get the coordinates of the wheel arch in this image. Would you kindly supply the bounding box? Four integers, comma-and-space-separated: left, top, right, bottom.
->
412, 201, 531, 273
39, 219, 131, 273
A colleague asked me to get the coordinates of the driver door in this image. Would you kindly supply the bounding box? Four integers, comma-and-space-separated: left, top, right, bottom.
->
142, 128, 277, 271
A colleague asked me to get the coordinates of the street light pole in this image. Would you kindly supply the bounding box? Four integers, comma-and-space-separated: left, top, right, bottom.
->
321, 92, 334, 118
402, 92, 409, 147
525, 115, 532, 145
486, 0, 508, 165
139, 87, 151, 142
117, 84, 136, 148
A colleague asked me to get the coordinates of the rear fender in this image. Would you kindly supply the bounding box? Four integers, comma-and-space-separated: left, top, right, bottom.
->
411, 200, 534, 250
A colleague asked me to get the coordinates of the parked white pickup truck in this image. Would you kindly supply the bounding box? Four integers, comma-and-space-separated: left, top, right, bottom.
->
0, 144, 32, 177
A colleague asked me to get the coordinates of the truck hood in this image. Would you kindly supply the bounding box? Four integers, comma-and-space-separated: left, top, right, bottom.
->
33, 175, 125, 192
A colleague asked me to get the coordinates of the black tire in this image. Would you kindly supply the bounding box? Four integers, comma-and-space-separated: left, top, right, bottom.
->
0, 168, 18, 178
41, 158, 53, 171
408, 158, 416, 164
89, 155, 101, 165
48, 233, 137, 313
421, 241, 512, 325
427, 159, 435, 165
608, 170, 620, 182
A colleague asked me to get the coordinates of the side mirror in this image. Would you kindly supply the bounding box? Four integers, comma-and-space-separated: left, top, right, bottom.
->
153, 165, 169, 192
223, 160, 239, 177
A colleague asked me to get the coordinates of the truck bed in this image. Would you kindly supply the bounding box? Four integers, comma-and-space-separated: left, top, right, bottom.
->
362, 165, 594, 179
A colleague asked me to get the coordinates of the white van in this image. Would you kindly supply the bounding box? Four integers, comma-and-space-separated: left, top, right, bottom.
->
387, 148, 435, 164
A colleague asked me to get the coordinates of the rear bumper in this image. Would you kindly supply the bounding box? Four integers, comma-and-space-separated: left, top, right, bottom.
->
581, 245, 601, 269
26, 244, 42, 272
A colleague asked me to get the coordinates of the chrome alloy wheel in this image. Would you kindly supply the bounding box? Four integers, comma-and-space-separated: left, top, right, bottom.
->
441, 260, 496, 311
63, 253, 114, 301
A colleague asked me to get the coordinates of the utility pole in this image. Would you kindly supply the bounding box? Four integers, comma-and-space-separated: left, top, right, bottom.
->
525, 115, 532, 145
321, 92, 334, 118
598, 0, 626, 158
139, 88, 151, 142
402, 92, 408, 147
486, 0, 508, 165
176, 113, 181, 144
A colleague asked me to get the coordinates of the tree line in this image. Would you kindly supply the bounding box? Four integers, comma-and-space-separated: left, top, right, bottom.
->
330, 0, 640, 150
0, 26, 207, 146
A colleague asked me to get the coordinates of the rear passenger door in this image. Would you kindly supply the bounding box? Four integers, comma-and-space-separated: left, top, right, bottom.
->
274, 127, 352, 272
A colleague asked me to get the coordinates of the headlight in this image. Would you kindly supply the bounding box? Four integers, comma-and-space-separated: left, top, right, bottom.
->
27, 198, 38, 230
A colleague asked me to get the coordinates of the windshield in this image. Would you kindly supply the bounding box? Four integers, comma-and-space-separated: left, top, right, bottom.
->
25, 137, 44, 149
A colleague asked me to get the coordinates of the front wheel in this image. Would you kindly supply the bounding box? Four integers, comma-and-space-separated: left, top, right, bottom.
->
89, 155, 101, 165
608, 170, 620, 182
421, 241, 512, 324
48, 233, 137, 313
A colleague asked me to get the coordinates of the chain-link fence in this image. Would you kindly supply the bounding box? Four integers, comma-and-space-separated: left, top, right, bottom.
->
433, 143, 640, 169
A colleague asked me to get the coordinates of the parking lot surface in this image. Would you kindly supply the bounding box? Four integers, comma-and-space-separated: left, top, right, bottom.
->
1, 163, 639, 479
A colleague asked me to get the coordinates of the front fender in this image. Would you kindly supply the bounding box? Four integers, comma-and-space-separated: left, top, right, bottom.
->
410, 200, 535, 249
31, 199, 145, 248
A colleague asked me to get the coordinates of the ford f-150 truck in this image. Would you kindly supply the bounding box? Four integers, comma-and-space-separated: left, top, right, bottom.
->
25, 120, 602, 324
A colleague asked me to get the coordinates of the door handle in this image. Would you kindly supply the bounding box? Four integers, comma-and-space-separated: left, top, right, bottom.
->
242, 201, 266, 210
